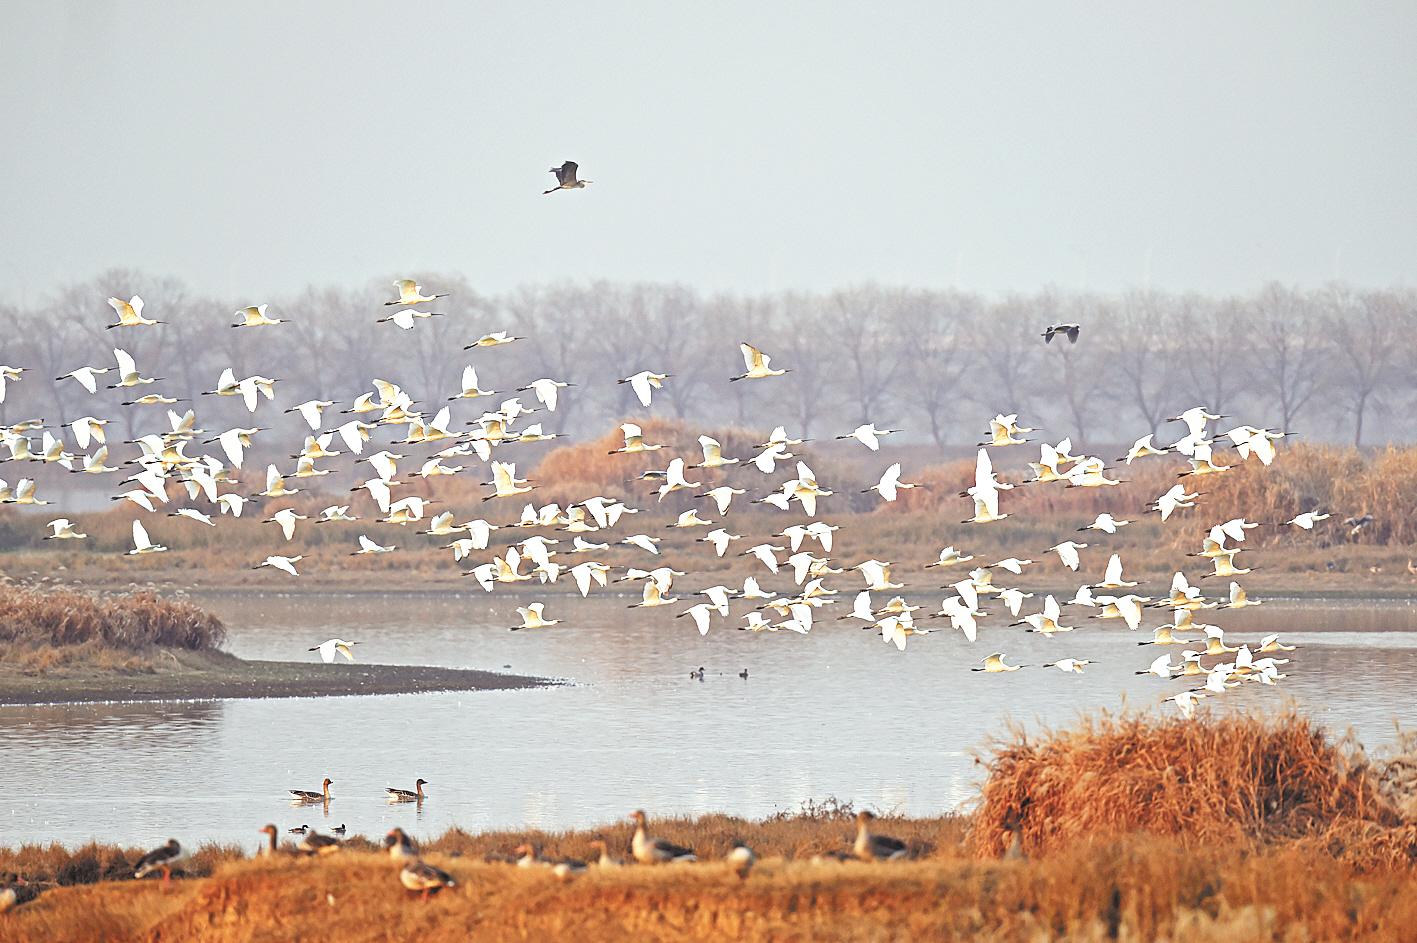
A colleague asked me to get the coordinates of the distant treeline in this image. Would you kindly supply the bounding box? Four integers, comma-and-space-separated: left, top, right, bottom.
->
4, 273, 1413, 451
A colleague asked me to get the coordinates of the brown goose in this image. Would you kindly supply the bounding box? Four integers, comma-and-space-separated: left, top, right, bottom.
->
298, 829, 341, 856
629, 810, 696, 864
386, 779, 429, 802
258, 824, 280, 856
134, 839, 186, 884
290, 778, 333, 803
853, 811, 907, 861
385, 827, 419, 861
727, 842, 756, 880
399, 859, 456, 901
588, 839, 625, 868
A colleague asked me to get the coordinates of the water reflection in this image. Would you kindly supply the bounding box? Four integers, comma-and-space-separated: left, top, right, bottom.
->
1, 594, 1414, 848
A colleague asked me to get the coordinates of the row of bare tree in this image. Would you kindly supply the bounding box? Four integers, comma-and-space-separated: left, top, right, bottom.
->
3, 272, 1413, 453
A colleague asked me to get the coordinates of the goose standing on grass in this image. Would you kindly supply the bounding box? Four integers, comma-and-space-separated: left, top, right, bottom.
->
589, 839, 624, 868
543, 160, 591, 194
298, 829, 341, 856
309, 638, 357, 663
629, 809, 697, 863
853, 811, 907, 861
133, 839, 185, 884
290, 778, 334, 803
258, 824, 280, 856
385, 827, 419, 860
399, 857, 456, 901
387, 779, 429, 802
727, 842, 756, 879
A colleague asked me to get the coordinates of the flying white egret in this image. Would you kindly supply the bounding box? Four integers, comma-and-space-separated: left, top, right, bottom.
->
1284, 510, 1330, 530
865, 463, 919, 502
1042, 658, 1090, 673
1081, 513, 1129, 534
231, 304, 285, 327
836, 423, 900, 451
386, 279, 449, 306
972, 653, 1024, 673
168, 507, 216, 526
379, 307, 444, 330
352, 535, 395, 555
309, 638, 357, 663
127, 520, 166, 555
731, 343, 788, 380
106, 295, 162, 328
677, 603, 716, 636
45, 519, 87, 540
1048, 540, 1086, 571
619, 371, 669, 408
108, 348, 159, 388
513, 603, 560, 630
609, 422, 663, 455
256, 555, 303, 576
56, 366, 110, 394
516, 377, 571, 412
463, 331, 521, 350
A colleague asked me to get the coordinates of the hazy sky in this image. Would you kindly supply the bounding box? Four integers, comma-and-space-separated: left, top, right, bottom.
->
2, 1, 1414, 305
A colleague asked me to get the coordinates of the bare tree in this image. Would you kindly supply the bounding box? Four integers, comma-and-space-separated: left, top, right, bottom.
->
1323, 284, 1405, 447
1249, 282, 1327, 434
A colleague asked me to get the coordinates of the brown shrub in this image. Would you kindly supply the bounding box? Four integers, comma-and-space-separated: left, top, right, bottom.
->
0, 585, 225, 653
970, 711, 1410, 868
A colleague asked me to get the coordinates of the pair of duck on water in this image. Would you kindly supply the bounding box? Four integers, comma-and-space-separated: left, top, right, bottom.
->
289, 778, 427, 803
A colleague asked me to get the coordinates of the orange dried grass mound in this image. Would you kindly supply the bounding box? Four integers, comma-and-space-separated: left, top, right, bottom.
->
0, 584, 225, 653
970, 712, 1417, 870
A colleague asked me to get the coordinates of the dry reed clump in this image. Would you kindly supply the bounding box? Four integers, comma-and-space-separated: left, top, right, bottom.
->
1175, 443, 1417, 546
0, 584, 225, 653
970, 712, 1414, 868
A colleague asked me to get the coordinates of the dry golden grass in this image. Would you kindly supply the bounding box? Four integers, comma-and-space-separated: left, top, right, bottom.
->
971, 711, 1417, 870
5, 838, 1417, 943
0, 584, 224, 660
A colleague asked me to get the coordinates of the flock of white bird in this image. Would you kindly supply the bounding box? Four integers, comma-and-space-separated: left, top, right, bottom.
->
8, 267, 1325, 718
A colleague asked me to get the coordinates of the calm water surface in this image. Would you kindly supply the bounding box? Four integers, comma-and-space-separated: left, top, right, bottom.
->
3, 592, 1416, 850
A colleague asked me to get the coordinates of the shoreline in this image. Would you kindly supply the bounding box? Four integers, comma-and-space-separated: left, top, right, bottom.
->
0, 650, 555, 707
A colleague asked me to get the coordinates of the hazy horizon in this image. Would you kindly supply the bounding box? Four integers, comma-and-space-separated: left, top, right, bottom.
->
3, 1, 1416, 306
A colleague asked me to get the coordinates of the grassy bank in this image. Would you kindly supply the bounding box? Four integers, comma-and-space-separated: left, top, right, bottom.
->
2, 714, 1414, 940
0, 584, 547, 703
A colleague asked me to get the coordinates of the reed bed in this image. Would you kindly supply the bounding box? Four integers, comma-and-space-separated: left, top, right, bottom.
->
0, 584, 225, 654
971, 711, 1417, 870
